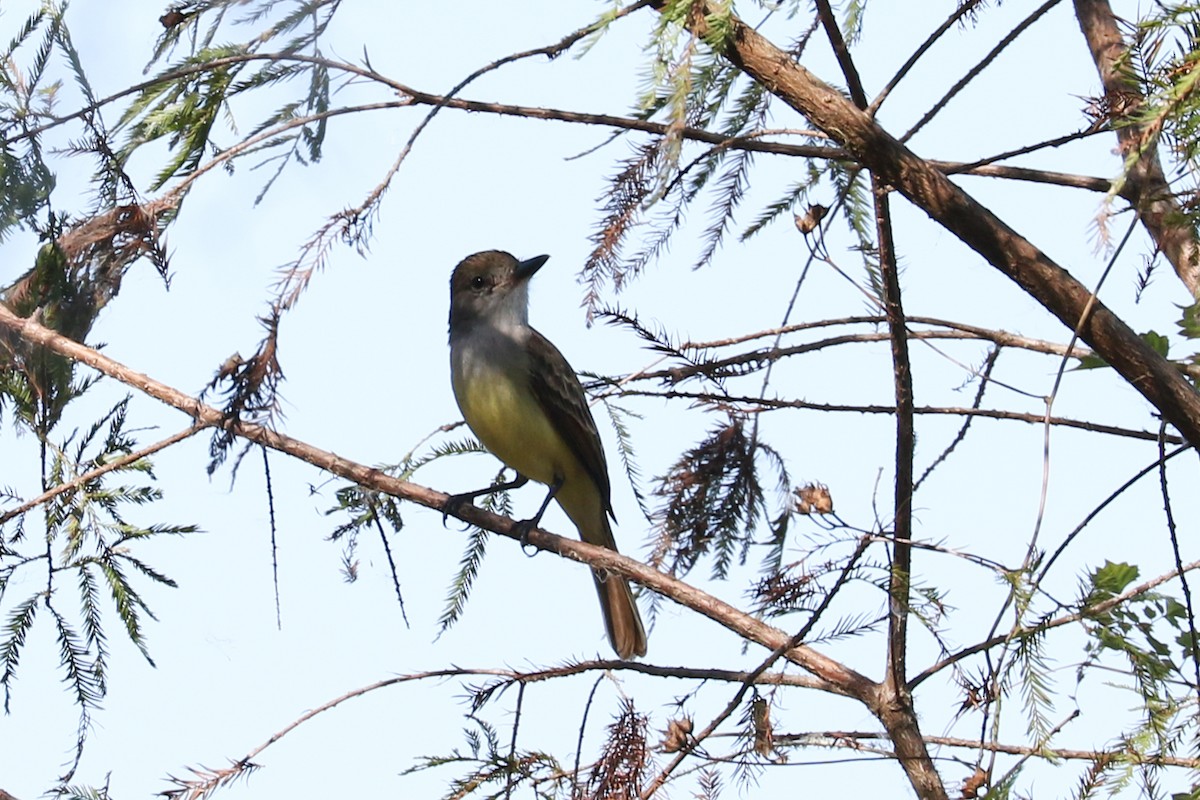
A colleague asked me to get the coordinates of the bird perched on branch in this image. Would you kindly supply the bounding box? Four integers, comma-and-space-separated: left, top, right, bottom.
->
447, 250, 647, 659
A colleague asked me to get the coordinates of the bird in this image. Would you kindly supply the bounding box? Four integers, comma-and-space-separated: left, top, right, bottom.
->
446, 249, 648, 659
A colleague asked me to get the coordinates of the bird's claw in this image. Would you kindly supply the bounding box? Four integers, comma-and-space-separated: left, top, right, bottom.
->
513, 518, 539, 556
441, 493, 475, 529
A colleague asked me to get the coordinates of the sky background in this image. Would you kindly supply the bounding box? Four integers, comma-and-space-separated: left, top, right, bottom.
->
2, 1, 1196, 798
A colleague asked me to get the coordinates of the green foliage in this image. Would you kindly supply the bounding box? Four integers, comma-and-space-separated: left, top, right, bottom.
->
741, 174, 818, 242
0, 8, 60, 242
118, 0, 343, 200
1063, 560, 1200, 792
1143, 330, 1171, 358
326, 484, 405, 547
701, 0, 735, 52
0, 395, 195, 781
0, 103, 187, 766
436, 468, 517, 633
1079, 561, 1193, 704
0, 144, 55, 240
828, 162, 881, 302
1012, 623, 1055, 740
1085, 559, 1140, 601
841, 0, 868, 45
1132, 8, 1200, 163
1, 240, 92, 432
597, 396, 652, 519
322, 436, 517, 633
49, 786, 114, 800
1125, 6, 1200, 232
118, 48, 240, 189
1177, 300, 1200, 339
439, 525, 491, 634
0, 594, 39, 713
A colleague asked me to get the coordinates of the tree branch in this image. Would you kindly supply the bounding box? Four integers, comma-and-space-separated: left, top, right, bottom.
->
0, 303, 875, 700
909, 556, 1200, 688
874, 169, 934, 800
0, 423, 204, 527
775, 726, 1200, 768
1074, 0, 1200, 298
673, 1, 1200, 451
615, 388, 1182, 445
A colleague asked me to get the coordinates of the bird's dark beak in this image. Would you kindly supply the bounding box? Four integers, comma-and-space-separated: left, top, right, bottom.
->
516, 254, 550, 283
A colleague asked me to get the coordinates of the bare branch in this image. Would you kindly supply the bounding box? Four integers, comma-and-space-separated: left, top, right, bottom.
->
671, 1, 1200, 450
902, 0, 1068, 142
775, 725, 1200, 768
0, 303, 874, 699
616, 388, 1182, 444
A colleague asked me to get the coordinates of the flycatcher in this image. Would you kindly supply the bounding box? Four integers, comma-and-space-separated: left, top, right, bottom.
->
447, 250, 648, 659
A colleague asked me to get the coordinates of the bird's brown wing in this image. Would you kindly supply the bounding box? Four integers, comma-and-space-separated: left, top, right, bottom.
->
526, 328, 613, 514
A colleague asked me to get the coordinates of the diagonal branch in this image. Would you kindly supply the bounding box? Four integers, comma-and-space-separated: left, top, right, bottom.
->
672, 2, 1200, 453
0, 423, 204, 527
1074, 0, 1200, 298
0, 303, 876, 702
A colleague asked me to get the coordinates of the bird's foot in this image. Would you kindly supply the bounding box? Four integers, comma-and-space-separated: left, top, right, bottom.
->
512, 518, 540, 555
441, 493, 476, 528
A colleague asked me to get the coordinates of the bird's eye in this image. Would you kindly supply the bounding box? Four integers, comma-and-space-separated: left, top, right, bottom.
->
470, 275, 486, 290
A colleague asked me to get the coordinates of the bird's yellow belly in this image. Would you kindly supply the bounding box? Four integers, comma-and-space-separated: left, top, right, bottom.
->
452, 365, 570, 487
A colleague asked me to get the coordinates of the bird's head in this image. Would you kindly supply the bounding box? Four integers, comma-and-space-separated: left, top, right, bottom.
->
449, 250, 549, 336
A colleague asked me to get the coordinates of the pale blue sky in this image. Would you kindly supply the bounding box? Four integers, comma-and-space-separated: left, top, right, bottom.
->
1, 1, 1194, 798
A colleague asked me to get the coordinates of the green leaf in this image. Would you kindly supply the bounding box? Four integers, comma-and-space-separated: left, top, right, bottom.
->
1074, 352, 1110, 370
1177, 301, 1200, 339
1090, 560, 1140, 597
0, 593, 40, 712
1141, 329, 1170, 357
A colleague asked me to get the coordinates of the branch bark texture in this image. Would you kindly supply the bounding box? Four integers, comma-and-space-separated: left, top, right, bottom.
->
680, 4, 1200, 452
1074, 0, 1200, 298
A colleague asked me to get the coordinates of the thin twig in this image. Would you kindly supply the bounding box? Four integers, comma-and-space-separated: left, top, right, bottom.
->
1158, 422, 1200, 693
370, 501, 408, 628
992, 710, 1080, 789
639, 537, 872, 798
572, 675, 605, 799
773, 724, 1200, 767
868, 1, 987, 115
909, 557, 1200, 689
615, 388, 1180, 444
1037, 443, 1193, 582
914, 348, 1000, 492
506, 682, 526, 800
645, 324, 1200, 386
0, 423, 204, 526
262, 446, 281, 631
901, 0, 1067, 142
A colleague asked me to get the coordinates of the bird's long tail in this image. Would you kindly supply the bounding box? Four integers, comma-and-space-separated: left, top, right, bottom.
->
593, 565, 648, 659
559, 481, 648, 659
